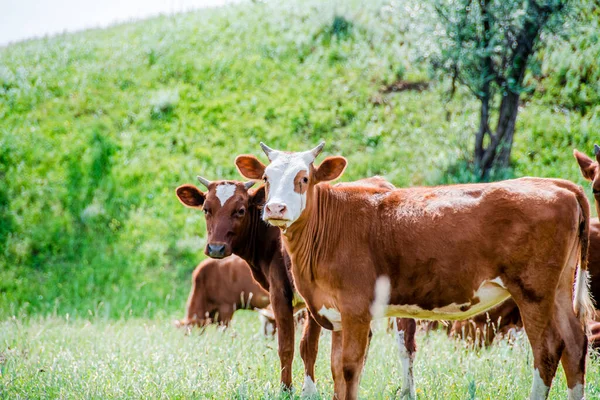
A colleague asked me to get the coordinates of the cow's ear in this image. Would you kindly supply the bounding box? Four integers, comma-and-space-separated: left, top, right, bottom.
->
574, 150, 598, 181
250, 186, 266, 208
314, 156, 347, 183
176, 185, 206, 208
236, 155, 266, 180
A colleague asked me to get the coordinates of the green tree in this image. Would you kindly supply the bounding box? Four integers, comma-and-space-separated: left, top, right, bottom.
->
432, 0, 572, 178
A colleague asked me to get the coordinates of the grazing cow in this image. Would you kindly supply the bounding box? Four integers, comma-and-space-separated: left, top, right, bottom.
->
236, 142, 593, 400
175, 255, 271, 329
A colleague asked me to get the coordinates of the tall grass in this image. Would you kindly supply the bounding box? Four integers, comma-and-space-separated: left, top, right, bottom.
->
1, 314, 599, 399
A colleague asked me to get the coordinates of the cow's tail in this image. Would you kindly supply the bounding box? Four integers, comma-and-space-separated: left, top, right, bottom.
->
572, 186, 595, 326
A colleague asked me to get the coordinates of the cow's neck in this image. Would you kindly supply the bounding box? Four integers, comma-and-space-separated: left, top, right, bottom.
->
283, 183, 344, 281
234, 207, 274, 270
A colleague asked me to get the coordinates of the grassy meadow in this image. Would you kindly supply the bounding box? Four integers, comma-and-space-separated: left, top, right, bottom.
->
1, 0, 600, 398
2, 314, 599, 399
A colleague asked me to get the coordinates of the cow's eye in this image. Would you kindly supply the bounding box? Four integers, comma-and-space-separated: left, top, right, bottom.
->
236, 207, 245, 217
263, 175, 268, 183
203, 208, 210, 215
302, 177, 308, 184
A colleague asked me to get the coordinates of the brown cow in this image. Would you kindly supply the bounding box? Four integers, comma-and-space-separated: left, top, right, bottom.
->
175, 179, 314, 392
236, 142, 593, 400
450, 146, 600, 349
575, 146, 600, 303
175, 255, 271, 329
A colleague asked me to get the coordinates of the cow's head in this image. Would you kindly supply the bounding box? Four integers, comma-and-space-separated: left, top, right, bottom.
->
176, 177, 265, 258
574, 146, 600, 210
235, 142, 347, 229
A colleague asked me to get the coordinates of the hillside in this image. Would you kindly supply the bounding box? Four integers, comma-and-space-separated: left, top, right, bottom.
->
1, 0, 599, 318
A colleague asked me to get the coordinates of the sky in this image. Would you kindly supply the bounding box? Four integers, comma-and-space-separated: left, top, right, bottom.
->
0, 0, 242, 46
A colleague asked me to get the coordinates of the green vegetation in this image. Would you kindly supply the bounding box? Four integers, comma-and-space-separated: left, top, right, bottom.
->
1, 315, 599, 399
0, 0, 599, 321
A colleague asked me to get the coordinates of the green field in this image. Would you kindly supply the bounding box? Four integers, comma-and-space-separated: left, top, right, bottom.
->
1, 0, 600, 398
1, 314, 599, 399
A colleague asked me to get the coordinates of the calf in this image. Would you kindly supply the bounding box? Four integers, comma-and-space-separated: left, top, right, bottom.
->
175, 255, 271, 329
176, 179, 314, 391
236, 142, 593, 400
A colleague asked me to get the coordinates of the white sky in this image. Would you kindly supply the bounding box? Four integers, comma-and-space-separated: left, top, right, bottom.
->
0, 0, 242, 46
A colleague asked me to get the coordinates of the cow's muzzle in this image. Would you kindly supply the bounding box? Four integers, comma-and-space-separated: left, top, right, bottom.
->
264, 202, 289, 222
206, 243, 228, 259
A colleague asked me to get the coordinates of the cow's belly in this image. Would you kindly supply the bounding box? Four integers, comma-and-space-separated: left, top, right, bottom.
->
386, 280, 511, 321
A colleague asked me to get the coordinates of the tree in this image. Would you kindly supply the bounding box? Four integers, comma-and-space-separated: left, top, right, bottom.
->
431, 0, 571, 178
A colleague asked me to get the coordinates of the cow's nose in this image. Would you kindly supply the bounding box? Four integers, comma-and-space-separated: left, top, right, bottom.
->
206, 243, 226, 258
266, 203, 287, 216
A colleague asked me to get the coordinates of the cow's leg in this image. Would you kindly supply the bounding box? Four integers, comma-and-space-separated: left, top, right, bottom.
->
510, 297, 564, 400
394, 318, 416, 399
554, 279, 588, 400
331, 330, 345, 400
270, 290, 294, 390
557, 308, 587, 400
217, 305, 233, 328
300, 311, 322, 397
340, 316, 371, 400
556, 237, 589, 400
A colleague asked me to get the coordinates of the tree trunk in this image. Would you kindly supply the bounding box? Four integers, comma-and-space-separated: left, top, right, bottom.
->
474, 0, 493, 176
474, 95, 490, 172
477, 0, 553, 177
495, 91, 520, 167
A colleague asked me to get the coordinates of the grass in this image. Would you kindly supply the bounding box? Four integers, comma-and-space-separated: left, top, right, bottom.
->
1, 313, 599, 399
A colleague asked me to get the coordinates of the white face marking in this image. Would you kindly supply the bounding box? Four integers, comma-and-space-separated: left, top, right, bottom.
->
215, 183, 236, 206
383, 279, 510, 321
530, 369, 549, 400
263, 152, 314, 227
302, 375, 318, 397
393, 319, 416, 399
318, 305, 342, 331
567, 383, 584, 400
370, 276, 391, 319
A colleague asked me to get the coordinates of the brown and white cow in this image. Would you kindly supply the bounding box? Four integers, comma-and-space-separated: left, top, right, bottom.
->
175, 175, 409, 395
449, 146, 600, 350
236, 142, 593, 400
174, 255, 272, 330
